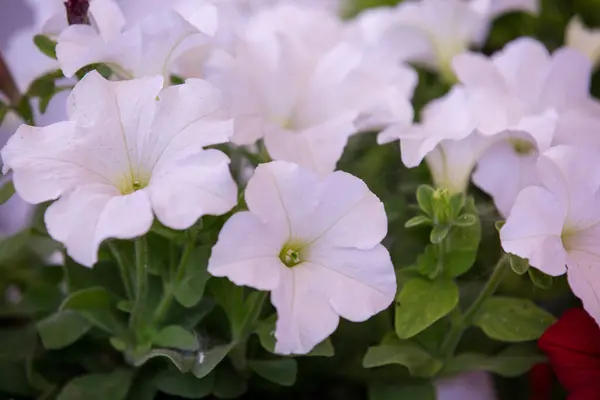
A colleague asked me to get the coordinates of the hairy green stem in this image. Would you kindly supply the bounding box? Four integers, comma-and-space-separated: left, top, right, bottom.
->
440, 254, 509, 359
108, 242, 134, 300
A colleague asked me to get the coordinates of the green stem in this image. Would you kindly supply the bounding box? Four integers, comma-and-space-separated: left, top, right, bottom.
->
131, 237, 148, 331
231, 291, 268, 371
108, 242, 134, 300
440, 254, 509, 359
152, 230, 198, 326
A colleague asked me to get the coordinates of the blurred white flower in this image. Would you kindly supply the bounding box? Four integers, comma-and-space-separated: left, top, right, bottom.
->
566, 15, 600, 70
1, 72, 237, 266
211, 4, 416, 175
501, 145, 600, 325
208, 161, 396, 355
23, 0, 67, 36
352, 0, 538, 79
454, 38, 598, 215
56, 0, 216, 80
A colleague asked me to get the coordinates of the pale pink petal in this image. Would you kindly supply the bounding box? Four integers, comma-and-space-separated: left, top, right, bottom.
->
272, 265, 339, 355
567, 265, 600, 326
500, 186, 567, 275
208, 212, 285, 291
306, 244, 395, 322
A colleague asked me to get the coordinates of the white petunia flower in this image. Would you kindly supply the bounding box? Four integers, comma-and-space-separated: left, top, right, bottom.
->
501, 145, 600, 325
453, 38, 597, 215
56, 0, 216, 80
211, 4, 416, 175
353, 0, 538, 79
1, 72, 237, 267
208, 161, 396, 355
566, 15, 600, 70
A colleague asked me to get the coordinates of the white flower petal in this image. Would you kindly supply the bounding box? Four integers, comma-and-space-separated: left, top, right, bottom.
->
306, 244, 395, 322
88, 0, 126, 40
566, 15, 600, 70
297, 171, 388, 250
272, 265, 339, 355
244, 161, 321, 237
567, 265, 600, 326
45, 183, 152, 267
149, 149, 238, 230
208, 212, 285, 291
500, 186, 567, 276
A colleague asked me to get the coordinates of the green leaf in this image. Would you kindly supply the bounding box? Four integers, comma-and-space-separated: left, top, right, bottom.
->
155, 370, 214, 399
174, 246, 211, 308
0, 181, 15, 205
13, 96, 34, 125
369, 382, 435, 400
395, 278, 459, 339
75, 63, 113, 80
33, 35, 57, 59
442, 198, 481, 277
60, 287, 124, 334
442, 344, 546, 377
454, 213, 477, 227
0, 325, 37, 361
416, 185, 435, 216
448, 192, 466, 217
473, 297, 556, 342
363, 336, 442, 378
495, 220, 506, 232
528, 268, 553, 290
404, 215, 432, 228
509, 254, 530, 275
248, 359, 297, 386
430, 225, 450, 244
256, 314, 334, 357
57, 369, 133, 400
153, 326, 199, 351
192, 343, 235, 379
132, 348, 197, 373
0, 230, 30, 264
212, 366, 247, 399
37, 310, 92, 349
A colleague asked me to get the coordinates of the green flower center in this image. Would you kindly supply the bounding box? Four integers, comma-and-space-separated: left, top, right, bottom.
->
279, 243, 304, 268
509, 138, 535, 155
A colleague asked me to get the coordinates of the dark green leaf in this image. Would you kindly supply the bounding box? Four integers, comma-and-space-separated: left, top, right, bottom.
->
75, 63, 113, 80
153, 325, 199, 351
369, 382, 435, 400
171, 75, 186, 85
256, 314, 334, 357
33, 35, 57, 59
416, 185, 435, 216
404, 215, 432, 228
132, 348, 197, 373
155, 370, 214, 399
528, 267, 553, 290
473, 297, 556, 342
0, 325, 37, 361
37, 310, 92, 349
174, 246, 211, 308
395, 278, 459, 339
60, 287, 124, 334
442, 344, 546, 377
57, 369, 133, 400
0, 180, 15, 205
248, 359, 297, 386
442, 198, 481, 277
495, 220, 506, 232
192, 343, 234, 379
363, 336, 443, 378
509, 253, 530, 275
12, 96, 34, 125
0, 230, 29, 264
212, 366, 247, 399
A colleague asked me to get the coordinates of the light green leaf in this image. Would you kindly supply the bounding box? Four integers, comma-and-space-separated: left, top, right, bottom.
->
430, 225, 450, 244
256, 314, 334, 357
60, 287, 124, 334
442, 344, 546, 377
0, 181, 15, 205
395, 278, 459, 339
416, 185, 435, 216
404, 215, 432, 228
509, 254, 530, 275
454, 214, 476, 227
174, 246, 211, 308
153, 326, 199, 351
57, 369, 133, 400
442, 197, 481, 277
192, 343, 234, 379
528, 267, 553, 290
155, 370, 214, 399
132, 348, 197, 373
473, 297, 556, 342
37, 310, 92, 349
369, 382, 435, 400
33, 35, 57, 59
248, 359, 297, 386
363, 336, 443, 378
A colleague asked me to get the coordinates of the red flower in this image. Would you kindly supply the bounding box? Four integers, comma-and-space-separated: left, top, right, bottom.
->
538, 308, 600, 399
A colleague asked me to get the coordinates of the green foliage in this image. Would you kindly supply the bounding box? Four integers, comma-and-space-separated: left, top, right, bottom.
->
155, 370, 214, 398
395, 278, 459, 339
57, 369, 133, 400
173, 246, 211, 308
472, 296, 556, 342
37, 310, 92, 349
0, 180, 14, 205
248, 359, 298, 386
33, 35, 57, 59
368, 382, 436, 400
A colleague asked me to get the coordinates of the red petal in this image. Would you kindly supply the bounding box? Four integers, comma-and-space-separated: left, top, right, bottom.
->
568, 385, 600, 400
